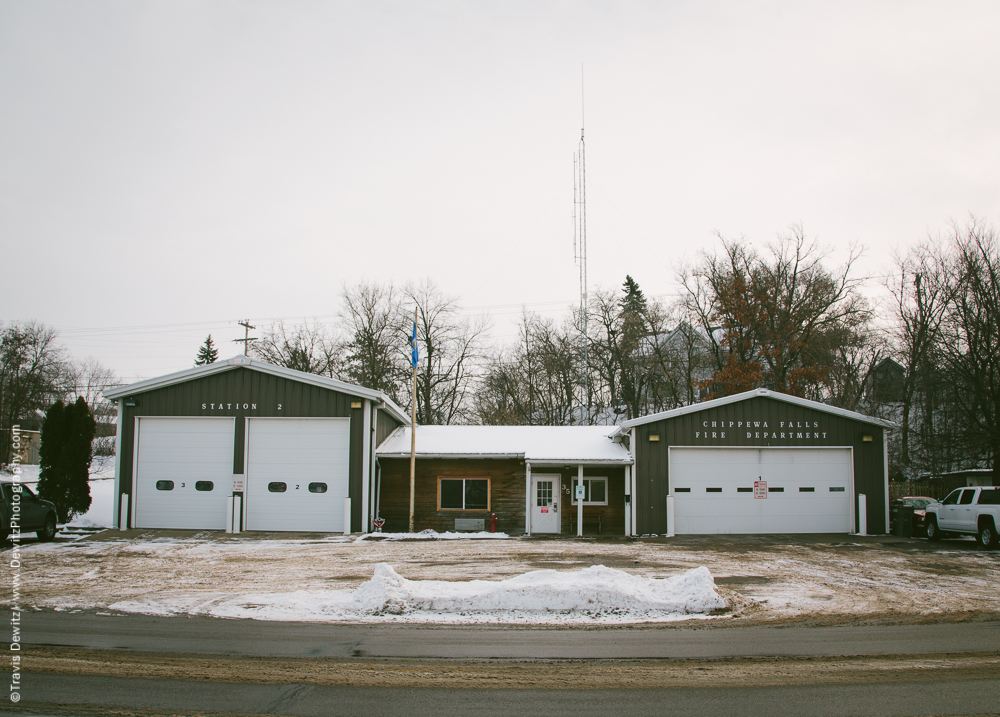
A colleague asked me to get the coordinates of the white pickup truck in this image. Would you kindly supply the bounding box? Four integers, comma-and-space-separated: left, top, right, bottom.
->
925, 486, 999, 548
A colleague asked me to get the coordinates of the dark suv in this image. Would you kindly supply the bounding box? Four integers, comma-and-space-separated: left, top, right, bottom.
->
1, 482, 58, 542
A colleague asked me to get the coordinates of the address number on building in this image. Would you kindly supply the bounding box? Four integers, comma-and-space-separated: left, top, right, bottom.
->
754, 480, 767, 499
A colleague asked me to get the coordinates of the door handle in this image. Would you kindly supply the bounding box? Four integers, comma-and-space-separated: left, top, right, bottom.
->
553, 503, 558, 511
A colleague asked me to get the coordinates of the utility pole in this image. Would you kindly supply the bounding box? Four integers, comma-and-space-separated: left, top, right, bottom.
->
233, 320, 257, 355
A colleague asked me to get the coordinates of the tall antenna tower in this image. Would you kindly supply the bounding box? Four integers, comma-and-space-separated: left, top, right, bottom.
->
573, 69, 590, 425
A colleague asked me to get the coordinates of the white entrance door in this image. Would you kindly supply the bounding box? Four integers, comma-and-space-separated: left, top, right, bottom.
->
134, 417, 235, 530
245, 418, 350, 532
670, 448, 852, 534
531, 473, 561, 534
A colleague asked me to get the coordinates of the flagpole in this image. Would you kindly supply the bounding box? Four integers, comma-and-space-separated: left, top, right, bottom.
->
409, 306, 417, 533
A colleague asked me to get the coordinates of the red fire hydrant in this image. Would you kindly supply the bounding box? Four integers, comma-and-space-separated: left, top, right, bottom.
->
490, 513, 497, 533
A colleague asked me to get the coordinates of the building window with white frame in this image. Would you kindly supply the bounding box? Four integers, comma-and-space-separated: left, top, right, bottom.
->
571, 476, 608, 505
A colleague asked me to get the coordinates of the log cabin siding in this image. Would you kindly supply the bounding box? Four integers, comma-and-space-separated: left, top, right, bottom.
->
557, 465, 626, 536
378, 458, 526, 534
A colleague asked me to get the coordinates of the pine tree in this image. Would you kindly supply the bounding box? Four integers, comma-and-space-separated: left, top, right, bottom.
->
37, 401, 67, 519
63, 397, 95, 521
37, 398, 95, 523
195, 335, 219, 365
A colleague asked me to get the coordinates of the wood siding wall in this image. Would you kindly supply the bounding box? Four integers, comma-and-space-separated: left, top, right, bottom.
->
378, 458, 526, 534
117, 367, 368, 529
377, 459, 628, 536
551, 466, 626, 536
633, 396, 888, 535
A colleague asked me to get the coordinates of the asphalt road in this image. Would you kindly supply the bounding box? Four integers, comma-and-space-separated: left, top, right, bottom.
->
11, 674, 1000, 717
27, 611, 1000, 659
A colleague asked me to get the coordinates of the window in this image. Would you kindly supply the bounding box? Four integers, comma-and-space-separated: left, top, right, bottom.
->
768, 487, 784, 493
268, 482, 287, 493
737, 487, 753, 493
571, 477, 608, 505
978, 490, 1000, 505
829, 487, 845, 492
959, 489, 976, 505
799, 487, 815, 492
941, 490, 961, 505
439, 478, 490, 511
308, 482, 328, 494
706, 487, 722, 493
155, 480, 174, 491
675, 487, 691, 493
195, 481, 213, 492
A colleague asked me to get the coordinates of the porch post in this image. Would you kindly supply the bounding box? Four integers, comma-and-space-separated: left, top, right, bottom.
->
624, 465, 632, 537
524, 461, 532, 536
577, 464, 584, 537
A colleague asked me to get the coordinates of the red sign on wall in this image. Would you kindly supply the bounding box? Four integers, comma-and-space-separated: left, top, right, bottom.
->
754, 480, 767, 499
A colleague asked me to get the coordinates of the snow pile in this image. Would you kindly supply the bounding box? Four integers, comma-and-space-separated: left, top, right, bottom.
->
112, 563, 727, 624
355, 529, 509, 542
350, 563, 725, 616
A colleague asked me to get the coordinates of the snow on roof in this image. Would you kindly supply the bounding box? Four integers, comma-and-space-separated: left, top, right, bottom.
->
376, 425, 632, 464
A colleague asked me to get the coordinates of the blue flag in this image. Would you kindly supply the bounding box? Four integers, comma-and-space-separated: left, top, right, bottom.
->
410, 321, 419, 367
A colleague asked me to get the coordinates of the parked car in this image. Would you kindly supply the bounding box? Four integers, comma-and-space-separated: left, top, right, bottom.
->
0, 482, 58, 542
925, 486, 999, 548
890, 496, 938, 536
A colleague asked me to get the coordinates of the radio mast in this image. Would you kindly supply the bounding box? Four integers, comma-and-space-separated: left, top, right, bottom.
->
573, 69, 590, 425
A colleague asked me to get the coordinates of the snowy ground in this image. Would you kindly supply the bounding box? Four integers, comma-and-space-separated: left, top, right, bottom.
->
2, 456, 115, 532
5, 529, 998, 626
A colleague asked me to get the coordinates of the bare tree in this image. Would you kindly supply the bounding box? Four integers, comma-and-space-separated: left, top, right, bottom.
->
406, 280, 489, 425
0, 322, 72, 465
69, 357, 119, 435
884, 241, 953, 470
340, 281, 405, 401
942, 218, 1000, 474
252, 320, 342, 377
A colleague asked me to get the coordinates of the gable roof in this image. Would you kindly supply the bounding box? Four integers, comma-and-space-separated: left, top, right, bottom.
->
376, 425, 632, 464
102, 355, 410, 424
616, 388, 896, 431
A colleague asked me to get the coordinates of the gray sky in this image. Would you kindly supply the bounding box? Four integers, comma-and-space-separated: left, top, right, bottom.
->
3, 1, 999, 379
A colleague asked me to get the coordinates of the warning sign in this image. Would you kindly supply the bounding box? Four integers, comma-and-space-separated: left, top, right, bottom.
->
233, 475, 245, 492
754, 480, 767, 499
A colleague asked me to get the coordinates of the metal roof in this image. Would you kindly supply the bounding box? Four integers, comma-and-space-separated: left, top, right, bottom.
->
616, 388, 897, 431
102, 355, 410, 425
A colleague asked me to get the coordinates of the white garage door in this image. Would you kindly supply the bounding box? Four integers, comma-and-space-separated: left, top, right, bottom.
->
245, 418, 350, 532
134, 417, 235, 530
670, 448, 852, 534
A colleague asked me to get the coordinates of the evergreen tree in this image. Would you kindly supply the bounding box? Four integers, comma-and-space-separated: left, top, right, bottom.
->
37, 398, 95, 523
195, 335, 219, 365
37, 400, 66, 506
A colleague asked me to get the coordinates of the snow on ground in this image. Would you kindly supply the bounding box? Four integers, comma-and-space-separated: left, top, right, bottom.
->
7, 532, 999, 625
354, 530, 510, 542
1, 457, 115, 531
106, 563, 725, 624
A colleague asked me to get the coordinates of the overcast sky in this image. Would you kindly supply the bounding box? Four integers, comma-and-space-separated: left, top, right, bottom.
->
3, 1, 999, 380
